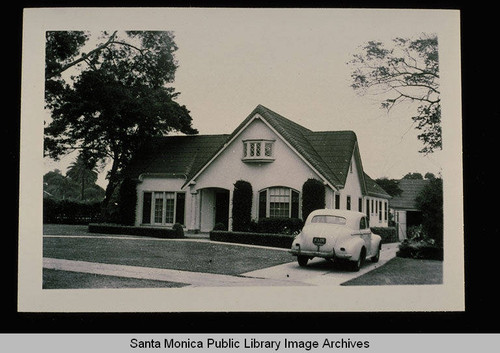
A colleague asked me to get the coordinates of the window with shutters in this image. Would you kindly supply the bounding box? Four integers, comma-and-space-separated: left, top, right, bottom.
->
258, 187, 300, 219
142, 191, 186, 226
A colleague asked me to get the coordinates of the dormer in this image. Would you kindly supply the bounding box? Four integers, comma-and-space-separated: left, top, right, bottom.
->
242, 139, 275, 163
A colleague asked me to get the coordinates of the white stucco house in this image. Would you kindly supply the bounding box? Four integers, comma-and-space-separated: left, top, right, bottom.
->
124, 105, 390, 232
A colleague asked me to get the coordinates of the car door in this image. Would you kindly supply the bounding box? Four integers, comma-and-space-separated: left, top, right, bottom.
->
359, 216, 372, 256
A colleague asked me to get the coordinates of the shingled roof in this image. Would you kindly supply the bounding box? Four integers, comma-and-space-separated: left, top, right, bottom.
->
124, 134, 229, 181
124, 104, 390, 198
389, 179, 430, 210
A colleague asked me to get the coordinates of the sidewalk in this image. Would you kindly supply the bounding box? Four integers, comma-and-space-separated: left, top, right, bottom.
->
43, 258, 310, 287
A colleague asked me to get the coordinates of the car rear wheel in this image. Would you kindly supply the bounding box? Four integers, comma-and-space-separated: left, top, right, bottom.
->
297, 255, 309, 267
371, 245, 381, 263
351, 248, 366, 272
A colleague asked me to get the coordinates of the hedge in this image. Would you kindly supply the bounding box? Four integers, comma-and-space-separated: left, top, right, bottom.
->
210, 230, 295, 249
44, 198, 103, 224
88, 223, 185, 239
252, 217, 304, 235
370, 227, 398, 244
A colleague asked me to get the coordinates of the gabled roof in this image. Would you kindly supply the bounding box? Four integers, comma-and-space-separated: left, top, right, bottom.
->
364, 172, 391, 199
125, 104, 390, 199
389, 179, 430, 210
124, 134, 229, 181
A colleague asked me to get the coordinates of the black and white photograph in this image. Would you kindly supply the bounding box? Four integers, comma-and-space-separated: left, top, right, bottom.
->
18, 7, 463, 313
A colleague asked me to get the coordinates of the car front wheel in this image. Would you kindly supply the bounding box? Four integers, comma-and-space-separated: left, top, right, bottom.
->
297, 255, 309, 267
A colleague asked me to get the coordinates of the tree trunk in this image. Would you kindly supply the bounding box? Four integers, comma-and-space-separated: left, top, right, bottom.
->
101, 157, 120, 221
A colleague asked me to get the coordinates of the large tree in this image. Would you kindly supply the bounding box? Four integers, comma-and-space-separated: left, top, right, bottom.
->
349, 34, 440, 154
44, 31, 198, 215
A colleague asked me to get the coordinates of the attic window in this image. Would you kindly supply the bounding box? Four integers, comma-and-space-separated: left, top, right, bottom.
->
242, 139, 275, 162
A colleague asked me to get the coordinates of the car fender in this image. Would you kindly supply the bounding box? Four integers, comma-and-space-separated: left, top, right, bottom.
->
336, 236, 365, 261
370, 233, 382, 255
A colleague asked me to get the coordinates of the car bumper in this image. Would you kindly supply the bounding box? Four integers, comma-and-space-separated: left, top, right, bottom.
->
289, 246, 352, 260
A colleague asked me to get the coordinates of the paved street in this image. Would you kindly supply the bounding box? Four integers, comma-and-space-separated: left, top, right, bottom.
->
43, 228, 399, 288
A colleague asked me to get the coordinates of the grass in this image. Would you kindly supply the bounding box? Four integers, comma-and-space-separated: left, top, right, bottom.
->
43, 269, 189, 289
341, 256, 443, 286
43, 234, 294, 276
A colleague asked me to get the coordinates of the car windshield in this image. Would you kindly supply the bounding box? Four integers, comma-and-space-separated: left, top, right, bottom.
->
311, 215, 346, 225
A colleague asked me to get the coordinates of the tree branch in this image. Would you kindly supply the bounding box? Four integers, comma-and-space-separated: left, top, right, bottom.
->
46, 31, 118, 79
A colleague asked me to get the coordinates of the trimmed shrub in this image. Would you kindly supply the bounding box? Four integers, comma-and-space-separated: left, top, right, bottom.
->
213, 222, 226, 231
255, 217, 304, 235
88, 223, 185, 239
302, 178, 325, 221
210, 230, 294, 249
370, 227, 398, 244
172, 223, 185, 238
232, 180, 253, 231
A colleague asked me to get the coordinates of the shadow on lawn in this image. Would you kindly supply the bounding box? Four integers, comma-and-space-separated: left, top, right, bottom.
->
341, 257, 443, 286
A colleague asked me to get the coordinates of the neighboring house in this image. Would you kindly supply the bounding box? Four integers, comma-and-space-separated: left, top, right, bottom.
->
124, 105, 391, 232
389, 179, 430, 240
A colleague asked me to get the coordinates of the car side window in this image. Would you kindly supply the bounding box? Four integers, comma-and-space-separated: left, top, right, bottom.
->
359, 217, 367, 230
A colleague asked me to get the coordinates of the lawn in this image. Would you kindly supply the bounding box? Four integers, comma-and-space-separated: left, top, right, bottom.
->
341, 256, 443, 286
43, 269, 189, 289
43, 234, 295, 276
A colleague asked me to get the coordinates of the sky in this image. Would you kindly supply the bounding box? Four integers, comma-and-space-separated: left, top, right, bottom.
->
41, 8, 460, 188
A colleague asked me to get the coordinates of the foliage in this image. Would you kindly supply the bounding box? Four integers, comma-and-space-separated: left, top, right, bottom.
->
232, 180, 253, 231
44, 31, 198, 214
252, 217, 304, 235
371, 227, 398, 244
402, 172, 424, 180
349, 34, 440, 154
414, 178, 443, 246
301, 178, 325, 221
397, 238, 443, 260
375, 177, 402, 197
44, 169, 105, 202
66, 153, 99, 200
172, 223, 185, 238
43, 198, 103, 224
117, 177, 138, 226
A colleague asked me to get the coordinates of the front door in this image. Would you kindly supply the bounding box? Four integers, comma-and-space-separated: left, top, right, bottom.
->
215, 191, 229, 230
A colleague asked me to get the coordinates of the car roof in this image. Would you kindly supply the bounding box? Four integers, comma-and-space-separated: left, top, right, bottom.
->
308, 209, 366, 219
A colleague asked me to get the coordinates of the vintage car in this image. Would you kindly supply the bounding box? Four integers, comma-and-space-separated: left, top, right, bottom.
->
290, 209, 382, 271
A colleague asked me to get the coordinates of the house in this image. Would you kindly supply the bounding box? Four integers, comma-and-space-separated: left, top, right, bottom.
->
124, 105, 391, 232
389, 179, 430, 240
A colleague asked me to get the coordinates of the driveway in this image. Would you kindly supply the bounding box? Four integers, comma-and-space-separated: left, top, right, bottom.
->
43, 225, 398, 288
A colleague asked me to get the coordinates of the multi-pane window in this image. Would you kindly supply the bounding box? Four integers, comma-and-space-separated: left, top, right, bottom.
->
242, 140, 275, 162
269, 187, 290, 218
264, 142, 273, 157
142, 191, 186, 225
259, 187, 299, 219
